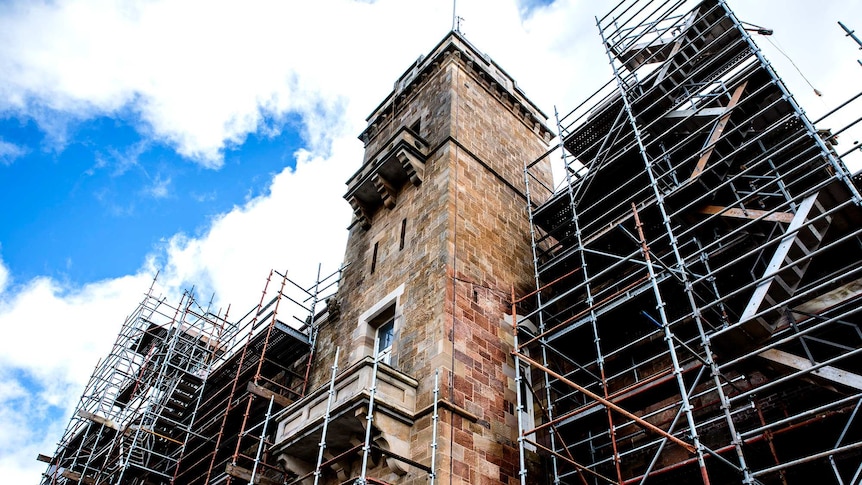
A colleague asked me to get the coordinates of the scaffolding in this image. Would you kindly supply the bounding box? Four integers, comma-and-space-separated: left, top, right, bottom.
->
519, 0, 862, 483
41, 280, 237, 485
173, 267, 342, 485
42, 266, 343, 485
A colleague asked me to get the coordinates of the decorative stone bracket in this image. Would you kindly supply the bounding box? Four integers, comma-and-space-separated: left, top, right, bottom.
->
349, 195, 372, 230
355, 406, 411, 476
344, 127, 428, 229
396, 145, 425, 187
372, 174, 397, 210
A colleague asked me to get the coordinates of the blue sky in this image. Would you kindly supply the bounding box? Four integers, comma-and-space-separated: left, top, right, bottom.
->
1, 0, 860, 482
0, 113, 302, 284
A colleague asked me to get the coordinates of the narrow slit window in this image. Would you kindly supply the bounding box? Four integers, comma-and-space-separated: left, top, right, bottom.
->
399, 218, 407, 251
371, 242, 379, 274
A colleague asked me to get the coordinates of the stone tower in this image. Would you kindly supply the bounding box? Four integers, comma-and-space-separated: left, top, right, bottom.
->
273, 31, 553, 485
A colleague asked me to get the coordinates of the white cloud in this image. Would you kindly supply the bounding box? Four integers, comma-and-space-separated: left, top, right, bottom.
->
2, 0, 861, 481
0, 264, 154, 481
0, 254, 8, 293
732, 2, 862, 171
0, 0, 453, 166
0, 368, 66, 485
145, 173, 171, 199
154, 142, 354, 308
0, 139, 27, 164
0, 272, 152, 385
0, 125, 358, 483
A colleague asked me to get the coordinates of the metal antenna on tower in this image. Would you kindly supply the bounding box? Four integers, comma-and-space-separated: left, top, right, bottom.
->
452, 0, 464, 34
452, 0, 457, 31
452, 0, 458, 30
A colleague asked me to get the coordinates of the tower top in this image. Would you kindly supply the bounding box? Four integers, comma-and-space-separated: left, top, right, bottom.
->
359, 30, 550, 145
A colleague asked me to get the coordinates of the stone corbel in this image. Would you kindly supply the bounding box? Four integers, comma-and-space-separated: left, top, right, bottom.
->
353, 407, 410, 476
349, 196, 372, 230
323, 449, 351, 482
375, 414, 411, 476
514, 102, 524, 119
372, 173, 397, 210
396, 149, 425, 186
276, 454, 314, 485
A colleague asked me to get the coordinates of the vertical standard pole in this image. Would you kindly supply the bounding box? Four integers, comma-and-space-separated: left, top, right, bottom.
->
632, 203, 709, 484
512, 285, 529, 485
206, 270, 273, 484
314, 347, 340, 485
524, 139, 561, 484
302, 265, 324, 396
358, 341, 382, 484
430, 369, 440, 485
556, 97, 622, 483
597, 5, 717, 479
249, 395, 275, 483
829, 398, 862, 482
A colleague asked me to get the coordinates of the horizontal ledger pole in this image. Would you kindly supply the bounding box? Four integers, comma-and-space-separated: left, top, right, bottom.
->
513, 351, 696, 454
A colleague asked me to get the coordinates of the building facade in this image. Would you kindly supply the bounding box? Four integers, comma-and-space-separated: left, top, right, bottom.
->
271, 31, 553, 485
41, 1, 862, 484
40, 29, 554, 485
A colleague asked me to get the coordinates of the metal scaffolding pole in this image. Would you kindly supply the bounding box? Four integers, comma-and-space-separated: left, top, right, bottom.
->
42, 279, 235, 485
314, 347, 340, 485
512, 286, 530, 485
249, 396, 275, 483
430, 369, 440, 485
357, 340, 383, 485
631, 203, 710, 483
521, 0, 862, 483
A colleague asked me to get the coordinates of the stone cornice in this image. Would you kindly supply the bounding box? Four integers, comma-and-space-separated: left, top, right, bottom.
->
359, 31, 552, 146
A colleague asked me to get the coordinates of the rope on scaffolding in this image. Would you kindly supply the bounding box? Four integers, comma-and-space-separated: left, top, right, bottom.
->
762, 35, 823, 97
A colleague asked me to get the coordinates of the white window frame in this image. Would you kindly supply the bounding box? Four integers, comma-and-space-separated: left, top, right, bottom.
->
357, 284, 404, 366
374, 312, 395, 365
517, 316, 538, 451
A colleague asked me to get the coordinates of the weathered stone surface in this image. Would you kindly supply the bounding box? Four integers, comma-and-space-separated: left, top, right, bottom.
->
276, 31, 553, 485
